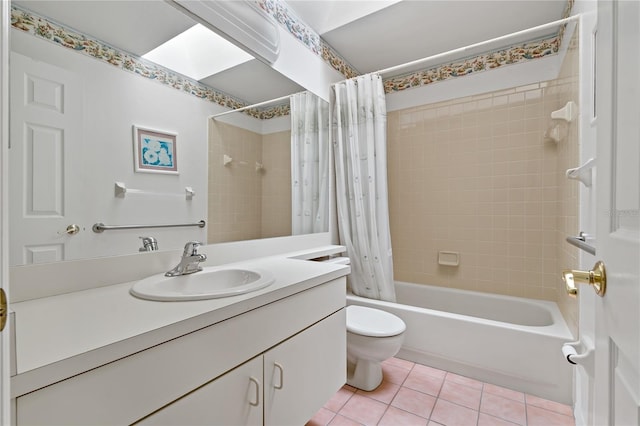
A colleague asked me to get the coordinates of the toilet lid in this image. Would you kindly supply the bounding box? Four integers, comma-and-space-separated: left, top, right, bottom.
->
346, 305, 406, 337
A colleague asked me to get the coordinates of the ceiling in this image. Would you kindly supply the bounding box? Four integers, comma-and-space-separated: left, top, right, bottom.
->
13, 0, 568, 105
287, 1, 567, 75
12, 0, 304, 105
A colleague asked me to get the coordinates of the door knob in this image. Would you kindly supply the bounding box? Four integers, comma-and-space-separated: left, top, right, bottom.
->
65, 224, 80, 235
0, 288, 7, 332
562, 261, 606, 297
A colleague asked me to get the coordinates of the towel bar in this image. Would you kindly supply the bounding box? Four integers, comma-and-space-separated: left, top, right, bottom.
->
93, 220, 206, 233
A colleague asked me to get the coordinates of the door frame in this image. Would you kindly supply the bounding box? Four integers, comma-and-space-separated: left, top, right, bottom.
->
1, 0, 12, 423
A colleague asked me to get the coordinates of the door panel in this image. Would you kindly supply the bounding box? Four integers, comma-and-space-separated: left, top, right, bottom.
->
264, 310, 346, 426
137, 356, 263, 426
594, 0, 640, 424
9, 52, 84, 265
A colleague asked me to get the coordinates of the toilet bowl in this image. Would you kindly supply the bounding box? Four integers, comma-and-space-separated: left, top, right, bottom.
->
346, 305, 406, 391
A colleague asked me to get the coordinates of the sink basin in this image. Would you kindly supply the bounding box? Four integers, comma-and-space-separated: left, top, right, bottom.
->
130, 267, 275, 301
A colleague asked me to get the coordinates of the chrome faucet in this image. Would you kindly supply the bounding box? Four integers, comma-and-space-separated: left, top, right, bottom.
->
165, 241, 207, 277
139, 236, 158, 252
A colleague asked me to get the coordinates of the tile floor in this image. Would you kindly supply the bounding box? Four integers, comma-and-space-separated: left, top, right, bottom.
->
306, 357, 575, 426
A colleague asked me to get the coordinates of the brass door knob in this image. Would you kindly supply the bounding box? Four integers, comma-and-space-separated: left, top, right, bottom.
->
65, 224, 81, 235
562, 261, 606, 297
0, 288, 6, 332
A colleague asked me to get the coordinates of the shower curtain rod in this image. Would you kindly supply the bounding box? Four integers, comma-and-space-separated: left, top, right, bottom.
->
374, 15, 580, 78
209, 94, 292, 119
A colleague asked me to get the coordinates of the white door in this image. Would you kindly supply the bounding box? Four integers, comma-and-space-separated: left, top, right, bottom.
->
9, 52, 85, 265
1, 1, 11, 424
593, 0, 640, 424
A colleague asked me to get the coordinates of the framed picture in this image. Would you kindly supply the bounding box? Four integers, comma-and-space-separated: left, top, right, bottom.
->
133, 125, 178, 174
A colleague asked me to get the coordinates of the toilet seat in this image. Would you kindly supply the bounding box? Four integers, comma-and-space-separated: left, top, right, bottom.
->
346, 305, 406, 337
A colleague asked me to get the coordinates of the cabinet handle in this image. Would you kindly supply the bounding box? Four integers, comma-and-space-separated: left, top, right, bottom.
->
274, 362, 284, 390
249, 377, 260, 406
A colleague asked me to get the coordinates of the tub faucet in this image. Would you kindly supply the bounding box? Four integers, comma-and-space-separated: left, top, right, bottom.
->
165, 241, 207, 277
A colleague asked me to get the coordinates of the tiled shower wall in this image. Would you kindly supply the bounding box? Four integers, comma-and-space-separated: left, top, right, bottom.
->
387, 38, 579, 333
551, 34, 580, 334
261, 131, 292, 238
208, 121, 292, 243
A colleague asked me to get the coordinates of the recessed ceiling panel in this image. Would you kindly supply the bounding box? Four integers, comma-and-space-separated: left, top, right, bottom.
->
285, 0, 402, 34
201, 59, 304, 105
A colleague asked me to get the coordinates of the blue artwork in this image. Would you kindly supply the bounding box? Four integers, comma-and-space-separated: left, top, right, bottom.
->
141, 137, 174, 168
134, 126, 178, 174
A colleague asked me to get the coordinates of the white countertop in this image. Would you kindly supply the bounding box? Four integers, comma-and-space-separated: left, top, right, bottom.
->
10, 253, 349, 397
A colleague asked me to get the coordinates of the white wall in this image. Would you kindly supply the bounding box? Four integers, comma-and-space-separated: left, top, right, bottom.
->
270, 25, 345, 102
11, 30, 225, 259
10, 23, 337, 263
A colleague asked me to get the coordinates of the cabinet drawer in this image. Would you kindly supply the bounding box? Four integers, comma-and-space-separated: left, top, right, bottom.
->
16, 277, 345, 425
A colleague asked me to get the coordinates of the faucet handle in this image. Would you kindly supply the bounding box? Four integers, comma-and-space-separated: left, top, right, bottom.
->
183, 241, 202, 256
139, 236, 158, 252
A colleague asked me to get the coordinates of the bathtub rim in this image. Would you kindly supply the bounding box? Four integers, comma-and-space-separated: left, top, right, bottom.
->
347, 281, 574, 339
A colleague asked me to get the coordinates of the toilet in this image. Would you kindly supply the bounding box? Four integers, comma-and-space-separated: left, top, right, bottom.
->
321, 256, 407, 391
346, 305, 406, 391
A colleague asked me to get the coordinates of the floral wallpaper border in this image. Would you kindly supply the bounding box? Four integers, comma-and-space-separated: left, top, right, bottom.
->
10, 5, 290, 120
382, 34, 561, 93
12, 0, 575, 110
255, 0, 574, 92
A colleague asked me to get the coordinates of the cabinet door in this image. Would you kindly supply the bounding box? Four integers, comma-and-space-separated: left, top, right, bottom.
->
137, 356, 263, 426
264, 309, 346, 426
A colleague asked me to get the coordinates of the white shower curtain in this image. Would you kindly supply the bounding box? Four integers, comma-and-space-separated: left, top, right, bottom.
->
291, 91, 330, 235
332, 74, 396, 302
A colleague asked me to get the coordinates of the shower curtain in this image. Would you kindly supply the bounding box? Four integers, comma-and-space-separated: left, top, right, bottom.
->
291, 92, 330, 235
332, 74, 396, 302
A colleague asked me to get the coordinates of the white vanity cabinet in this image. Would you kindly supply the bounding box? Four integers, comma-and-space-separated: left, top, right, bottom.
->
139, 309, 346, 426
14, 276, 346, 426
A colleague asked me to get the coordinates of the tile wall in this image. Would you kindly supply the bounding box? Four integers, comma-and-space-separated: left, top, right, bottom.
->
261, 131, 293, 238
386, 35, 579, 333
208, 121, 292, 243
552, 33, 580, 333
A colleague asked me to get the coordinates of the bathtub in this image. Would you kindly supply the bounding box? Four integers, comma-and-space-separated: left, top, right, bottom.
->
347, 281, 574, 404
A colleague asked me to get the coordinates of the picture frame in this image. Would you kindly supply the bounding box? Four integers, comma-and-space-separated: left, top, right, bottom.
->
132, 125, 178, 174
